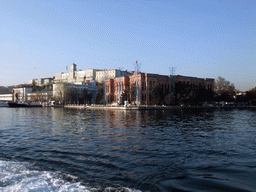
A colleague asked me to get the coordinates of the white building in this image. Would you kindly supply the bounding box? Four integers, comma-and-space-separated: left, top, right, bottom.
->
27, 91, 53, 102
95, 69, 131, 83
0, 94, 13, 101
53, 81, 97, 103
54, 63, 132, 84
0, 87, 53, 102
54, 64, 100, 84
52, 63, 132, 103
13, 87, 33, 101
29, 78, 53, 86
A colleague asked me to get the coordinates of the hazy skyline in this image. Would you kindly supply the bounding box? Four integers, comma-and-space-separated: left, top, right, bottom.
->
1, 0, 255, 91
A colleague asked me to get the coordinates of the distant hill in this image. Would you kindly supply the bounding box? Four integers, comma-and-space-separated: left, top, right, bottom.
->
0, 86, 14, 94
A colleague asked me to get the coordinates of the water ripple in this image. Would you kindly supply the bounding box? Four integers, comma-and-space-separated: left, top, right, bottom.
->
1, 108, 256, 191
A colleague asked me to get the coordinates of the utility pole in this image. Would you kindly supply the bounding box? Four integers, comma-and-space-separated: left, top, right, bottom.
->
103, 69, 108, 105
134, 61, 141, 106
91, 79, 96, 104
169, 67, 176, 93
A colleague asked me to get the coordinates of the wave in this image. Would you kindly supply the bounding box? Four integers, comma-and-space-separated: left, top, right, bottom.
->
0, 160, 141, 192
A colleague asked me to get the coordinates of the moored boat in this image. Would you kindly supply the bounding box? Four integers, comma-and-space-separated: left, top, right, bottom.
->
8, 101, 42, 108
42, 101, 62, 107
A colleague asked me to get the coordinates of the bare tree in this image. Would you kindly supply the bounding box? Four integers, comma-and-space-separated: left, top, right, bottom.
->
214, 76, 236, 102
215, 76, 235, 92
30, 91, 43, 102
53, 83, 70, 104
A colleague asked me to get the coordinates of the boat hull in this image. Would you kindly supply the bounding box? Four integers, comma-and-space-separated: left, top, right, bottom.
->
8, 102, 42, 108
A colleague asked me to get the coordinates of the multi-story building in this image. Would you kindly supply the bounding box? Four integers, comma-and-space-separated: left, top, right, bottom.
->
0, 87, 53, 102
51, 63, 214, 105
53, 63, 132, 102
54, 63, 132, 84
0, 94, 13, 101
53, 80, 97, 102
27, 91, 53, 102
54, 64, 100, 84
104, 72, 215, 105
13, 87, 33, 101
29, 78, 53, 87
95, 69, 132, 83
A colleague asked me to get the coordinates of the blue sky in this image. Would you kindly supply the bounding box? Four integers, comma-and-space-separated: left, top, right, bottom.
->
0, 0, 255, 91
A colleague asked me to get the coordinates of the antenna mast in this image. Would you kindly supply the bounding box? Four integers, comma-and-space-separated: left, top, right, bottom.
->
103, 69, 108, 105
169, 67, 176, 93
134, 61, 141, 106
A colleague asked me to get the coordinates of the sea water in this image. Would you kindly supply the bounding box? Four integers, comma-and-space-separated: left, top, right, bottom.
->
0, 107, 256, 191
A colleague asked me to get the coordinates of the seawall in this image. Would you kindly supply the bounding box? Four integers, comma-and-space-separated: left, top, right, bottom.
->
64, 104, 256, 110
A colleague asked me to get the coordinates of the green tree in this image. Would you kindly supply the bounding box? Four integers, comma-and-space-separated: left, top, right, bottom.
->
62, 84, 72, 104
96, 83, 104, 104
41, 83, 53, 91
120, 90, 128, 104
164, 92, 176, 105
82, 89, 92, 104
245, 89, 256, 105
129, 83, 136, 104
150, 84, 164, 105
32, 79, 36, 88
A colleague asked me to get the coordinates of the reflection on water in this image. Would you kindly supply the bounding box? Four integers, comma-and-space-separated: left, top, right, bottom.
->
0, 107, 256, 191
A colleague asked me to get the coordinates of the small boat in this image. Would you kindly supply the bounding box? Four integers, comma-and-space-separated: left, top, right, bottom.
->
42, 101, 62, 107
8, 101, 42, 108
0, 101, 9, 107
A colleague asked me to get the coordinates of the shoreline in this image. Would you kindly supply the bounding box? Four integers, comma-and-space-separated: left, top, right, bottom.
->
64, 104, 256, 110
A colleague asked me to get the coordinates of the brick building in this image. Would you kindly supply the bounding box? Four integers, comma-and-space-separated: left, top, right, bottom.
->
104, 73, 214, 105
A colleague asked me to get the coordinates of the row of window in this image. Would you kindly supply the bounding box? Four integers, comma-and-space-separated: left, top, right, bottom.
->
106, 81, 213, 94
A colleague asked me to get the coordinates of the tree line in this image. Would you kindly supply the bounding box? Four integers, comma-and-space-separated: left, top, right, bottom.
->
214, 76, 256, 105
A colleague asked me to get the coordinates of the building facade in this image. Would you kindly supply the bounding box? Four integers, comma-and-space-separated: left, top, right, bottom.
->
51, 63, 215, 105
104, 73, 215, 105
53, 63, 132, 103
0, 94, 13, 101
53, 81, 97, 103
54, 63, 132, 84
29, 78, 53, 87
95, 69, 132, 83
13, 88, 33, 101
0, 87, 52, 102
54, 64, 100, 84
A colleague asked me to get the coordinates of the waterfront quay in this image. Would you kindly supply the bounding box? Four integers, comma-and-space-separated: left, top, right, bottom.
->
64, 104, 256, 110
